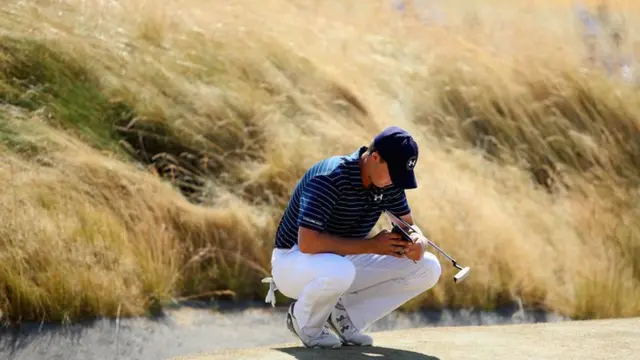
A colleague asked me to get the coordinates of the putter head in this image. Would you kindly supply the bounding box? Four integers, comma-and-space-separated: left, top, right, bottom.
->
454, 267, 471, 283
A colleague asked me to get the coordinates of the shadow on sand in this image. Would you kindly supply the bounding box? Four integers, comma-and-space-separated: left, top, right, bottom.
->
274, 345, 439, 360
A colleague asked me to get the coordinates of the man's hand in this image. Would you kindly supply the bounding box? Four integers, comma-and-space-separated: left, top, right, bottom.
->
404, 232, 427, 261
369, 229, 411, 257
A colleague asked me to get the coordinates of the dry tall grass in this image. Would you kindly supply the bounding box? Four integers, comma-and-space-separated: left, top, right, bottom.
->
1, 0, 639, 324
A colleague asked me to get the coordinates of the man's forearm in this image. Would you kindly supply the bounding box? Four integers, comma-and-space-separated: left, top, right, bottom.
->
298, 227, 372, 255
396, 213, 424, 236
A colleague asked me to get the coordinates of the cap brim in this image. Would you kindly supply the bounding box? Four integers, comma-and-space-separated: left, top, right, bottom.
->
390, 169, 417, 189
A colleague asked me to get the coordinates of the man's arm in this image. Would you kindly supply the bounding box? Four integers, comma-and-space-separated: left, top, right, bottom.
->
389, 212, 423, 237
295, 176, 407, 256
295, 175, 372, 255
389, 209, 430, 262
298, 227, 376, 255
385, 189, 417, 230
385, 190, 428, 248
401, 213, 426, 236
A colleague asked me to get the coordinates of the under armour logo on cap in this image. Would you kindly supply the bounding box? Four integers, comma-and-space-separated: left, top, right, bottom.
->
406, 156, 417, 170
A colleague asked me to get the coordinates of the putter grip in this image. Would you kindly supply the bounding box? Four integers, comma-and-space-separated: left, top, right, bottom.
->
392, 223, 413, 242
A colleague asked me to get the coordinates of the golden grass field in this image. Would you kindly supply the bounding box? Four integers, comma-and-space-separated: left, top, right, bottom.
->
1, 0, 639, 324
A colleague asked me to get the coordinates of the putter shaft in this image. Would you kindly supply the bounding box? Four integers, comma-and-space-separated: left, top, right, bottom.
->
425, 239, 457, 264
387, 212, 462, 266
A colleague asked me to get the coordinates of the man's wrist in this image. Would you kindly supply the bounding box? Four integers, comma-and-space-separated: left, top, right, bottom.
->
409, 224, 424, 236
418, 237, 428, 251
408, 226, 428, 251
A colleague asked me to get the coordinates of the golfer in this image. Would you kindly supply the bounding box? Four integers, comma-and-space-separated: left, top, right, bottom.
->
263, 126, 442, 349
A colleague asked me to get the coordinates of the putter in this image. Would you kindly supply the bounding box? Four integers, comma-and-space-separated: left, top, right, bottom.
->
385, 211, 471, 283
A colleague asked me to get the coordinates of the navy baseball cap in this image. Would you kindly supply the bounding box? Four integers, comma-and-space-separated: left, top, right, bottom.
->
372, 126, 419, 189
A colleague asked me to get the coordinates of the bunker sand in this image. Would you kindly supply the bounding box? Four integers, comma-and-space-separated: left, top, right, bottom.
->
173, 317, 640, 360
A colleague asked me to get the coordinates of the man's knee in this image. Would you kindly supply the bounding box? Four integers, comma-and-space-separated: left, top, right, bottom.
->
316, 256, 356, 294
271, 251, 357, 300
417, 252, 442, 289
289, 253, 356, 296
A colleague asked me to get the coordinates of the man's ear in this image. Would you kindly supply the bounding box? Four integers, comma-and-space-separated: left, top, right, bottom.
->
371, 151, 382, 163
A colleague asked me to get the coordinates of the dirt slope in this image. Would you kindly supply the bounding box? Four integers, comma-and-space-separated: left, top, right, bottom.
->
173, 317, 640, 360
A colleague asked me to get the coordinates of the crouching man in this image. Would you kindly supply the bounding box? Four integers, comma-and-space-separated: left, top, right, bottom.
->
265, 126, 442, 349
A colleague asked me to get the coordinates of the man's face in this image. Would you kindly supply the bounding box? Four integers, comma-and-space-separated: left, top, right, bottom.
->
368, 152, 393, 188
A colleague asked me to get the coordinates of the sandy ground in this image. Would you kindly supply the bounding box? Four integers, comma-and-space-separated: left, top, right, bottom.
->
173, 317, 640, 360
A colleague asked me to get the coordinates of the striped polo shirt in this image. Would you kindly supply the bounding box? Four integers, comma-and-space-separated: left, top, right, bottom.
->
274, 146, 412, 249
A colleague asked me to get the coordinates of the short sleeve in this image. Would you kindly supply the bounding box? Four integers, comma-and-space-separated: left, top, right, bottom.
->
297, 176, 340, 232
384, 189, 411, 217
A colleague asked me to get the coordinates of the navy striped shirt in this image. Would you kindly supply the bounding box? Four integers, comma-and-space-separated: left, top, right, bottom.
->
274, 146, 412, 249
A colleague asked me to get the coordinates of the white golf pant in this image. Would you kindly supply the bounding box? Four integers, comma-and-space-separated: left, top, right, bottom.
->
270, 245, 442, 338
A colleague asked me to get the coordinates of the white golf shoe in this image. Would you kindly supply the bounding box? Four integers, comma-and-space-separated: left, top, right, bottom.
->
286, 302, 342, 349
328, 298, 373, 346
